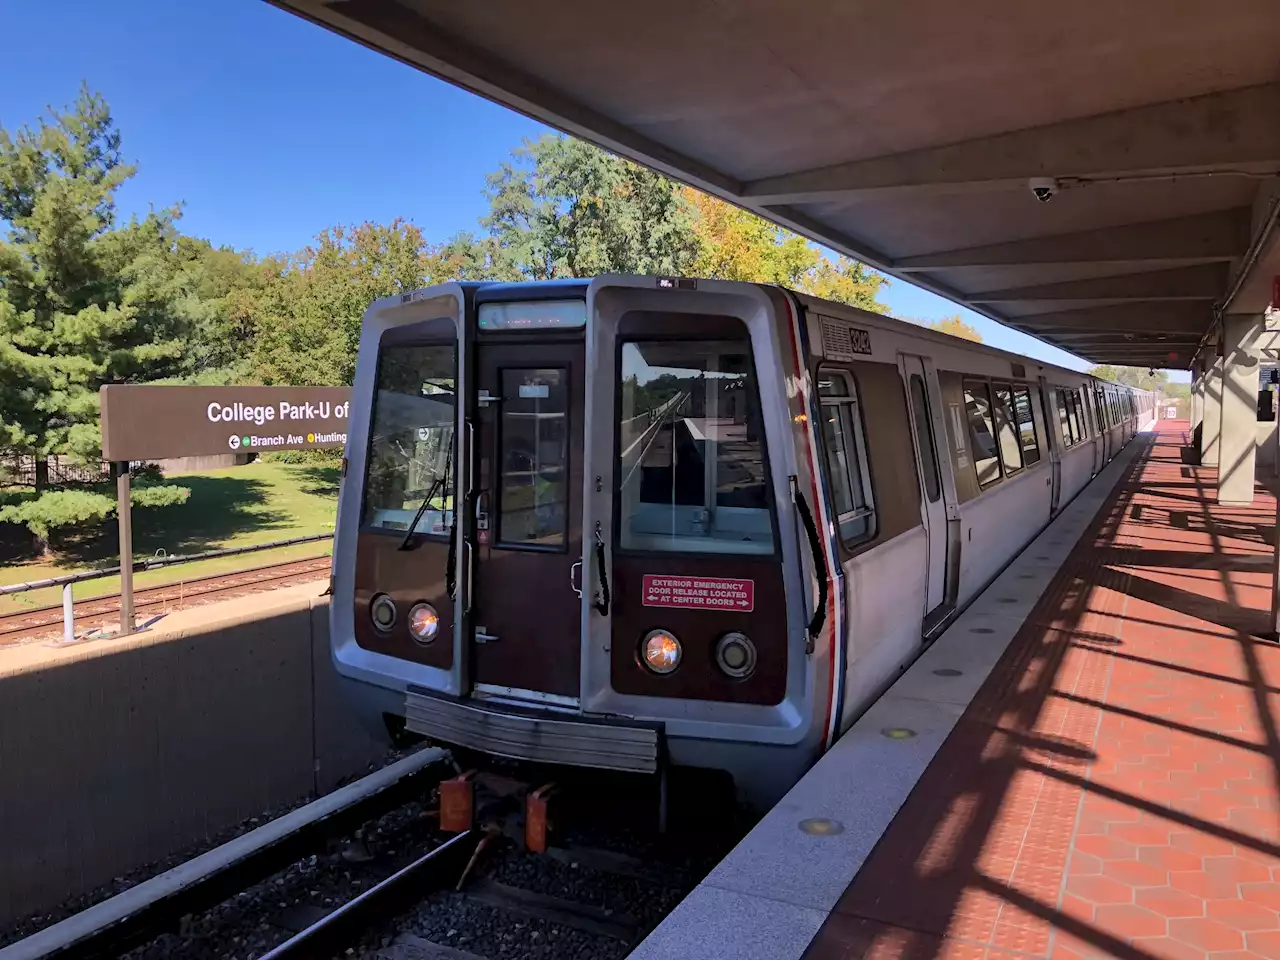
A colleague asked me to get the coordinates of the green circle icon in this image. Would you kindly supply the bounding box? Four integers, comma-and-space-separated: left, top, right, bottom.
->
242, 436, 251, 447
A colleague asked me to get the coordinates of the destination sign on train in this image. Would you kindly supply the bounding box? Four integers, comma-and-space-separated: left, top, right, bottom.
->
100, 385, 351, 461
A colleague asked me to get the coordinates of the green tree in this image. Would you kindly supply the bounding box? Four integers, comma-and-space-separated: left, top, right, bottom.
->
480, 135, 701, 279
1089, 364, 1168, 391
166, 237, 271, 383
0, 86, 191, 488
252, 220, 436, 386
1089, 364, 1119, 383
425, 230, 519, 283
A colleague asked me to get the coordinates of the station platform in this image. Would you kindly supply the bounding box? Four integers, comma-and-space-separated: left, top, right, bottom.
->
634, 419, 1280, 960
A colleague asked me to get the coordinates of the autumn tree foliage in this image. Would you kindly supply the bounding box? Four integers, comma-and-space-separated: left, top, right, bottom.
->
930, 314, 983, 342
900, 313, 984, 343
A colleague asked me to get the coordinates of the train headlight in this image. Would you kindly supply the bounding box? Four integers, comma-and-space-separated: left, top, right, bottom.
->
408, 602, 440, 644
370, 594, 397, 632
640, 629, 682, 674
715, 632, 757, 679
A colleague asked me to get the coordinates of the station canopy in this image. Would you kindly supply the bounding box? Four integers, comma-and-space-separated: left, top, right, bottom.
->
272, 0, 1280, 368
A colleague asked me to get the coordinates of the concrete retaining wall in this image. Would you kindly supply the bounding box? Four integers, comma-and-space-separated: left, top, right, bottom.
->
152, 453, 253, 473
0, 585, 383, 927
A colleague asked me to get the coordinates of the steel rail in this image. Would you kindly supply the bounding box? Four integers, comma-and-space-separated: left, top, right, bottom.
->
0, 748, 450, 960
258, 830, 477, 959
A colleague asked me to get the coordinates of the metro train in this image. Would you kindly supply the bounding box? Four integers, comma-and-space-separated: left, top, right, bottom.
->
332, 276, 1155, 809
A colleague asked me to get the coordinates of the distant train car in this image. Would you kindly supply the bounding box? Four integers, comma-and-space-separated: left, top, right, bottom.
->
332, 277, 1154, 808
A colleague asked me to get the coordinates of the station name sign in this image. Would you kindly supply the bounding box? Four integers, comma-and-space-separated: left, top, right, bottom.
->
101, 385, 351, 461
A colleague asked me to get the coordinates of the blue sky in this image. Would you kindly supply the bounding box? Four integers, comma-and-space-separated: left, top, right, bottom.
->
2, 0, 1184, 379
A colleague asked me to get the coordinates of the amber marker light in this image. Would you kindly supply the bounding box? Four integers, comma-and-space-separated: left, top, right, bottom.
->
408, 603, 440, 644
640, 629, 682, 674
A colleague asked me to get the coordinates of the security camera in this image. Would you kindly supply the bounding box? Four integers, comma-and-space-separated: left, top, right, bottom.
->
1029, 177, 1058, 203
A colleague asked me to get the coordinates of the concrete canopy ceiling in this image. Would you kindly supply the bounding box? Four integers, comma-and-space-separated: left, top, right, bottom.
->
271, 0, 1280, 368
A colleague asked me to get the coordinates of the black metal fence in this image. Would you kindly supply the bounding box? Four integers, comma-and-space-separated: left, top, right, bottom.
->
1, 454, 113, 487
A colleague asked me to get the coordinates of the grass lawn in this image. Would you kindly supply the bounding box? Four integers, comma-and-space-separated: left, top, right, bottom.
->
0, 460, 339, 614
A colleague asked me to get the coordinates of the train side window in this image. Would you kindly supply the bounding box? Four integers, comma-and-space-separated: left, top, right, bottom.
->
1013, 386, 1040, 465
1077, 388, 1093, 438
1068, 392, 1086, 443
908, 374, 941, 503
963, 379, 1001, 487
818, 369, 877, 543
617, 339, 775, 555
992, 383, 1023, 473
1055, 390, 1075, 447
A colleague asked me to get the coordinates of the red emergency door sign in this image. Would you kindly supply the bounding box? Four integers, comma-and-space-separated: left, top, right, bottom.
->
641, 575, 755, 612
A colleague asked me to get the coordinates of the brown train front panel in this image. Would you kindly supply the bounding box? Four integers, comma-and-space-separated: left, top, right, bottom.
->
354, 532, 454, 669
609, 552, 788, 705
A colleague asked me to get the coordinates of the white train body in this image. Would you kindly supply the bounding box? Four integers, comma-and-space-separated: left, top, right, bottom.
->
332, 277, 1153, 807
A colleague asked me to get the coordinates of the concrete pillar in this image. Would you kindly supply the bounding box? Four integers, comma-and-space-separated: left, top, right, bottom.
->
1190, 355, 1204, 431
1201, 344, 1224, 467
1218, 314, 1261, 505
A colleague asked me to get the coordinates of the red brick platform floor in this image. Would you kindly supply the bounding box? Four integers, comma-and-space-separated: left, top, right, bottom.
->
806, 420, 1280, 960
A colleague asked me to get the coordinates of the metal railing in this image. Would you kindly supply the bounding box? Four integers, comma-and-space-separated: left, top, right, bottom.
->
1, 532, 334, 643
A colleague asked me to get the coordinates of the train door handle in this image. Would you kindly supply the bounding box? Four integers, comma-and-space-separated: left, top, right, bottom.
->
475, 626, 500, 643
570, 560, 583, 598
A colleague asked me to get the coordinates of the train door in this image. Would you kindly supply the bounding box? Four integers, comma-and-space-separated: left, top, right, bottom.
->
899, 355, 951, 625
1039, 377, 1063, 514
1087, 386, 1104, 475
1093, 384, 1110, 462
470, 339, 585, 701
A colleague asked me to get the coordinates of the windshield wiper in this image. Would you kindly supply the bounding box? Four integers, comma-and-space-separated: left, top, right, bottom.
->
398, 444, 454, 551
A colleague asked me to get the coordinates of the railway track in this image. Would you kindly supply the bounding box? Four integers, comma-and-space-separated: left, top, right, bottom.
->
0, 555, 333, 645
0, 752, 746, 960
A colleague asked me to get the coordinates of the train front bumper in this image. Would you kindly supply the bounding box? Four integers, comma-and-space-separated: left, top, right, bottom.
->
404, 686, 661, 774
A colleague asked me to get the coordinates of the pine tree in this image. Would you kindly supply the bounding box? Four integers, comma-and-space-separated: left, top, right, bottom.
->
0, 86, 187, 489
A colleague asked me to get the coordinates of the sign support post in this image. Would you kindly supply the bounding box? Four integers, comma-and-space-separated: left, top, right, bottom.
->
116, 461, 135, 636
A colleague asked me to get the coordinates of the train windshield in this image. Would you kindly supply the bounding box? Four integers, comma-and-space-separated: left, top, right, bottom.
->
617, 338, 774, 555
361, 342, 456, 535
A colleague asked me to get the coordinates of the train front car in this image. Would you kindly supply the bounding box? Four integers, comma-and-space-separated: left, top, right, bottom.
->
333, 277, 829, 809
